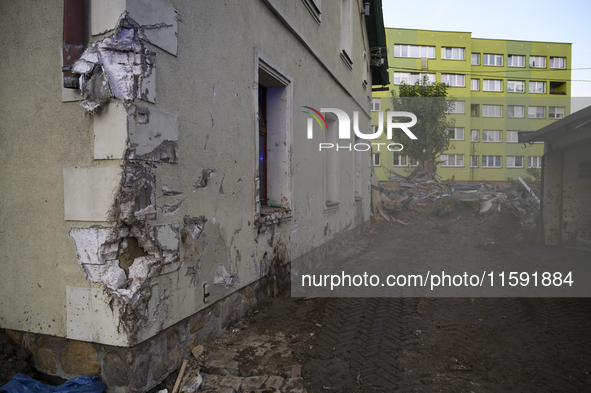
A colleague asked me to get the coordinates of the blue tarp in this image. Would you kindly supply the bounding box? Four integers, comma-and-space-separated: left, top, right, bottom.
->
0, 374, 105, 393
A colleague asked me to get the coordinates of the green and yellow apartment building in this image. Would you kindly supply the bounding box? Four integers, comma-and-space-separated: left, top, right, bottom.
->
371, 28, 571, 182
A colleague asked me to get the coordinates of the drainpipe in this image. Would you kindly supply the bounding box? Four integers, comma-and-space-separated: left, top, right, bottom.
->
62, 0, 86, 89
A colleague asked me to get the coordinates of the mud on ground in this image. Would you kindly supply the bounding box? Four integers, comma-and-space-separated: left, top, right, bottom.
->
193, 204, 591, 392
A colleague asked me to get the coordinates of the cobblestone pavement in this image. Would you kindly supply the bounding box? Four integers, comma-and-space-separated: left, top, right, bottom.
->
200, 211, 591, 393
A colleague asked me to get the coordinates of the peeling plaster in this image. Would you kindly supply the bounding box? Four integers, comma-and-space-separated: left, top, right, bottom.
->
162, 185, 182, 196
219, 174, 226, 195
161, 198, 186, 216
194, 169, 214, 189
181, 215, 208, 261
213, 265, 240, 288
73, 13, 157, 113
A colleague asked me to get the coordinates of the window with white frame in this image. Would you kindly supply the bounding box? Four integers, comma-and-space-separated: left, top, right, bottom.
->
529, 56, 546, 68
470, 155, 479, 168
372, 153, 381, 166
394, 44, 435, 59
506, 131, 519, 143
441, 74, 465, 87
470, 129, 479, 142
528, 156, 542, 168
549, 106, 565, 119
440, 154, 464, 167
482, 155, 502, 168
529, 81, 546, 94
483, 53, 503, 66
507, 105, 525, 118
449, 101, 465, 114
442, 47, 465, 60
448, 127, 464, 140
410, 73, 435, 85
371, 98, 381, 111
393, 72, 410, 85
506, 156, 523, 168
507, 80, 525, 93
471, 78, 479, 91
471, 53, 479, 65
528, 106, 545, 118
471, 104, 479, 117
393, 155, 418, 166
483, 79, 503, 92
482, 105, 502, 118
482, 130, 502, 142
507, 55, 525, 67
550, 57, 566, 69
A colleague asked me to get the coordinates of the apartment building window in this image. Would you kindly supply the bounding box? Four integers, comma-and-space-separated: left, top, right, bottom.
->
549, 106, 565, 119
395, 72, 435, 85
471, 79, 479, 91
483, 79, 503, 92
440, 154, 464, 167
550, 57, 566, 69
394, 44, 435, 59
449, 127, 464, 140
506, 131, 519, 143
507, 156, 524, 168
324, 117, 339, 206
410, 73, 435, 85
371, 98, 381, 111
528, 106, 545, 118
393, 155, 418, 166
471, 53, 480, 65
441, 74, 465, 87
449, 101, 465, 114
507, 105, 525, 118
529, 81, 546, 94
482, 130, 502, 142
470, 155, 479, 168
340, 0, 353, 68
373, 153, 381, 166
470, 129, 479, 142
393, 72, 410, 85
483, 54, 503, 66
507, 80, 525, 93
471, 104, 479, 117
442, 47, 465, 60
507, 55, 525, 67
528, 156, 542, 168
530, 56, 546, 68
482, 105, 502, 118
482, 155, 502, 168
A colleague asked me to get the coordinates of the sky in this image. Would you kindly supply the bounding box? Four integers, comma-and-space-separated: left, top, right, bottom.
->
381, 0, 591, 99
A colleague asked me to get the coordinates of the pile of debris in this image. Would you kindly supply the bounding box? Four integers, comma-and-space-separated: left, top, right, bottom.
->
371, 171, 540, 232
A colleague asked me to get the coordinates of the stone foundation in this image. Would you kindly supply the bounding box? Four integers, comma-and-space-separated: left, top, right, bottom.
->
3, 263, 290, 393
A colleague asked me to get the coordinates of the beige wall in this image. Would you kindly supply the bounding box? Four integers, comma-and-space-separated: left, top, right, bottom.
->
0, 0, 373, 345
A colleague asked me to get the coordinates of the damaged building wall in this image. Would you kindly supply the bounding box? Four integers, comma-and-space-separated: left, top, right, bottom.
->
0, 0, 373, 380
561, 147, 591, 246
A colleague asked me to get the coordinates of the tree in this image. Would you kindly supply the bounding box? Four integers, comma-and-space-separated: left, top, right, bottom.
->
389, 78, 455, 174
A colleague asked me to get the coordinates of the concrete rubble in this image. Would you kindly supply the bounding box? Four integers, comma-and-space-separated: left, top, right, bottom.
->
371, 171, 541, 232
161, 358, 306, 393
